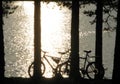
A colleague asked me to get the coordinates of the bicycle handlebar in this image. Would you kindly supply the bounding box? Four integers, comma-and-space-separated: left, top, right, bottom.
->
41, 50, 48, 54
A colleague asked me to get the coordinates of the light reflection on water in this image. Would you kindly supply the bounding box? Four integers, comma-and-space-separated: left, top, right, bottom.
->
4, 1, 34, 77
4, 1, 71, 78
3, 1, 115, 79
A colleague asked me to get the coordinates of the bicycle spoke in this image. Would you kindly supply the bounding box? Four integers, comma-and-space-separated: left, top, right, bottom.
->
86, 62, 96, 79
60, 63, 70, 78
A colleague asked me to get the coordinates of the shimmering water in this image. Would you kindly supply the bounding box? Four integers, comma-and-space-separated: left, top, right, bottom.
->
3, 1, 116, 79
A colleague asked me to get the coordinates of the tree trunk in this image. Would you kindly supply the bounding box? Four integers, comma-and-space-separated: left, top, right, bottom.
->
112, 0, 120, 81
95, 0, 103, 79
34, 0, 41, 79
0, 1, 5, 79
70, 0, 81, 81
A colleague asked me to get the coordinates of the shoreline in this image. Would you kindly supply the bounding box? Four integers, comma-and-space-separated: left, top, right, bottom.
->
1, 77, 113, 84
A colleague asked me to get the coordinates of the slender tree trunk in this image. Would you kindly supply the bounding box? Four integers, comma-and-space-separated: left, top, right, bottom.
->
70, 0, 81, 81
95, 0, 103, 79
112, 0, 120, 81
0, 1, 5, 79
34, 0, 41, 79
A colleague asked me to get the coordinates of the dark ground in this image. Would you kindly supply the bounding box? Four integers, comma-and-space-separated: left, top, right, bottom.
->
1, 77, 113, 84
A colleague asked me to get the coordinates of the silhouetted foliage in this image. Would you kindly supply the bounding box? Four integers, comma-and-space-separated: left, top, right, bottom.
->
2, 1, 18, 18
82, 0, 118, 31
48, 0, 118, 32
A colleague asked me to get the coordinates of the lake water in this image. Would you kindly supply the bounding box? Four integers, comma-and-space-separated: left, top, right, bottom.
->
3, 1, 116, 79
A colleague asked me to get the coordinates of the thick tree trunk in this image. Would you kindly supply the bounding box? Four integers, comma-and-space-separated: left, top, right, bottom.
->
34, 0, 41, 79
112, 0, 120, 81
70, 0, 81, 81
0, 1, 5, 79
95, 0, 103, 79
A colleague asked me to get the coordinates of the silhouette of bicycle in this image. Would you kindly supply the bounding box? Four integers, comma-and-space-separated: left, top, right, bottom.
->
28, 50, 105, 79
28, 50, 70, 78
79, 50, 105, 79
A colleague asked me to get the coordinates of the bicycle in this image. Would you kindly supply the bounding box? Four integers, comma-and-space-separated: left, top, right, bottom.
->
28, 50, 105, 79
28, 50, 70, 78
58, 50, 105, 79
79, 50, 105, 79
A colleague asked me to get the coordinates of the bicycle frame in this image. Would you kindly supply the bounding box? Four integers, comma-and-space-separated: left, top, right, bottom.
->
42, 52, 59, 73
79, 50, 95, 77
80, 50, 92, 70
41, 50, 70, 74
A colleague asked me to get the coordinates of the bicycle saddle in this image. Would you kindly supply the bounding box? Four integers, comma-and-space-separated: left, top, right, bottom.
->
58, 49, 70, 55
84, 50, 91, 53
58, 52, 66, 55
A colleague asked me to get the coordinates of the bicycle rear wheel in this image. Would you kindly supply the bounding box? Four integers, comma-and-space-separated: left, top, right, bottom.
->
86, 62, 105, 79
59, 62, 70, 78
28, 61, 45, 77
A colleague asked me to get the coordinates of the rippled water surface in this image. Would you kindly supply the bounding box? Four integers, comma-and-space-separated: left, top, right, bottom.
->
3, 1, 116, 79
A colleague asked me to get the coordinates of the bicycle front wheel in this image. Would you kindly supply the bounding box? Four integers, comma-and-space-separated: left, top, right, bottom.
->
86, 62, 105, 79
28, 61, 45, 77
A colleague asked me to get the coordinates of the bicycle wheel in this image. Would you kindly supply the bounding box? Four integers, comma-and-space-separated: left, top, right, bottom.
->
28, 61, 45, 77
59, 62, 70, 78
86, 62, 105, 79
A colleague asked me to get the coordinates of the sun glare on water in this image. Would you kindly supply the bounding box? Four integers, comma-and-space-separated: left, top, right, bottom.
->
22, 2, 64, 52
41, 2, 64, 53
